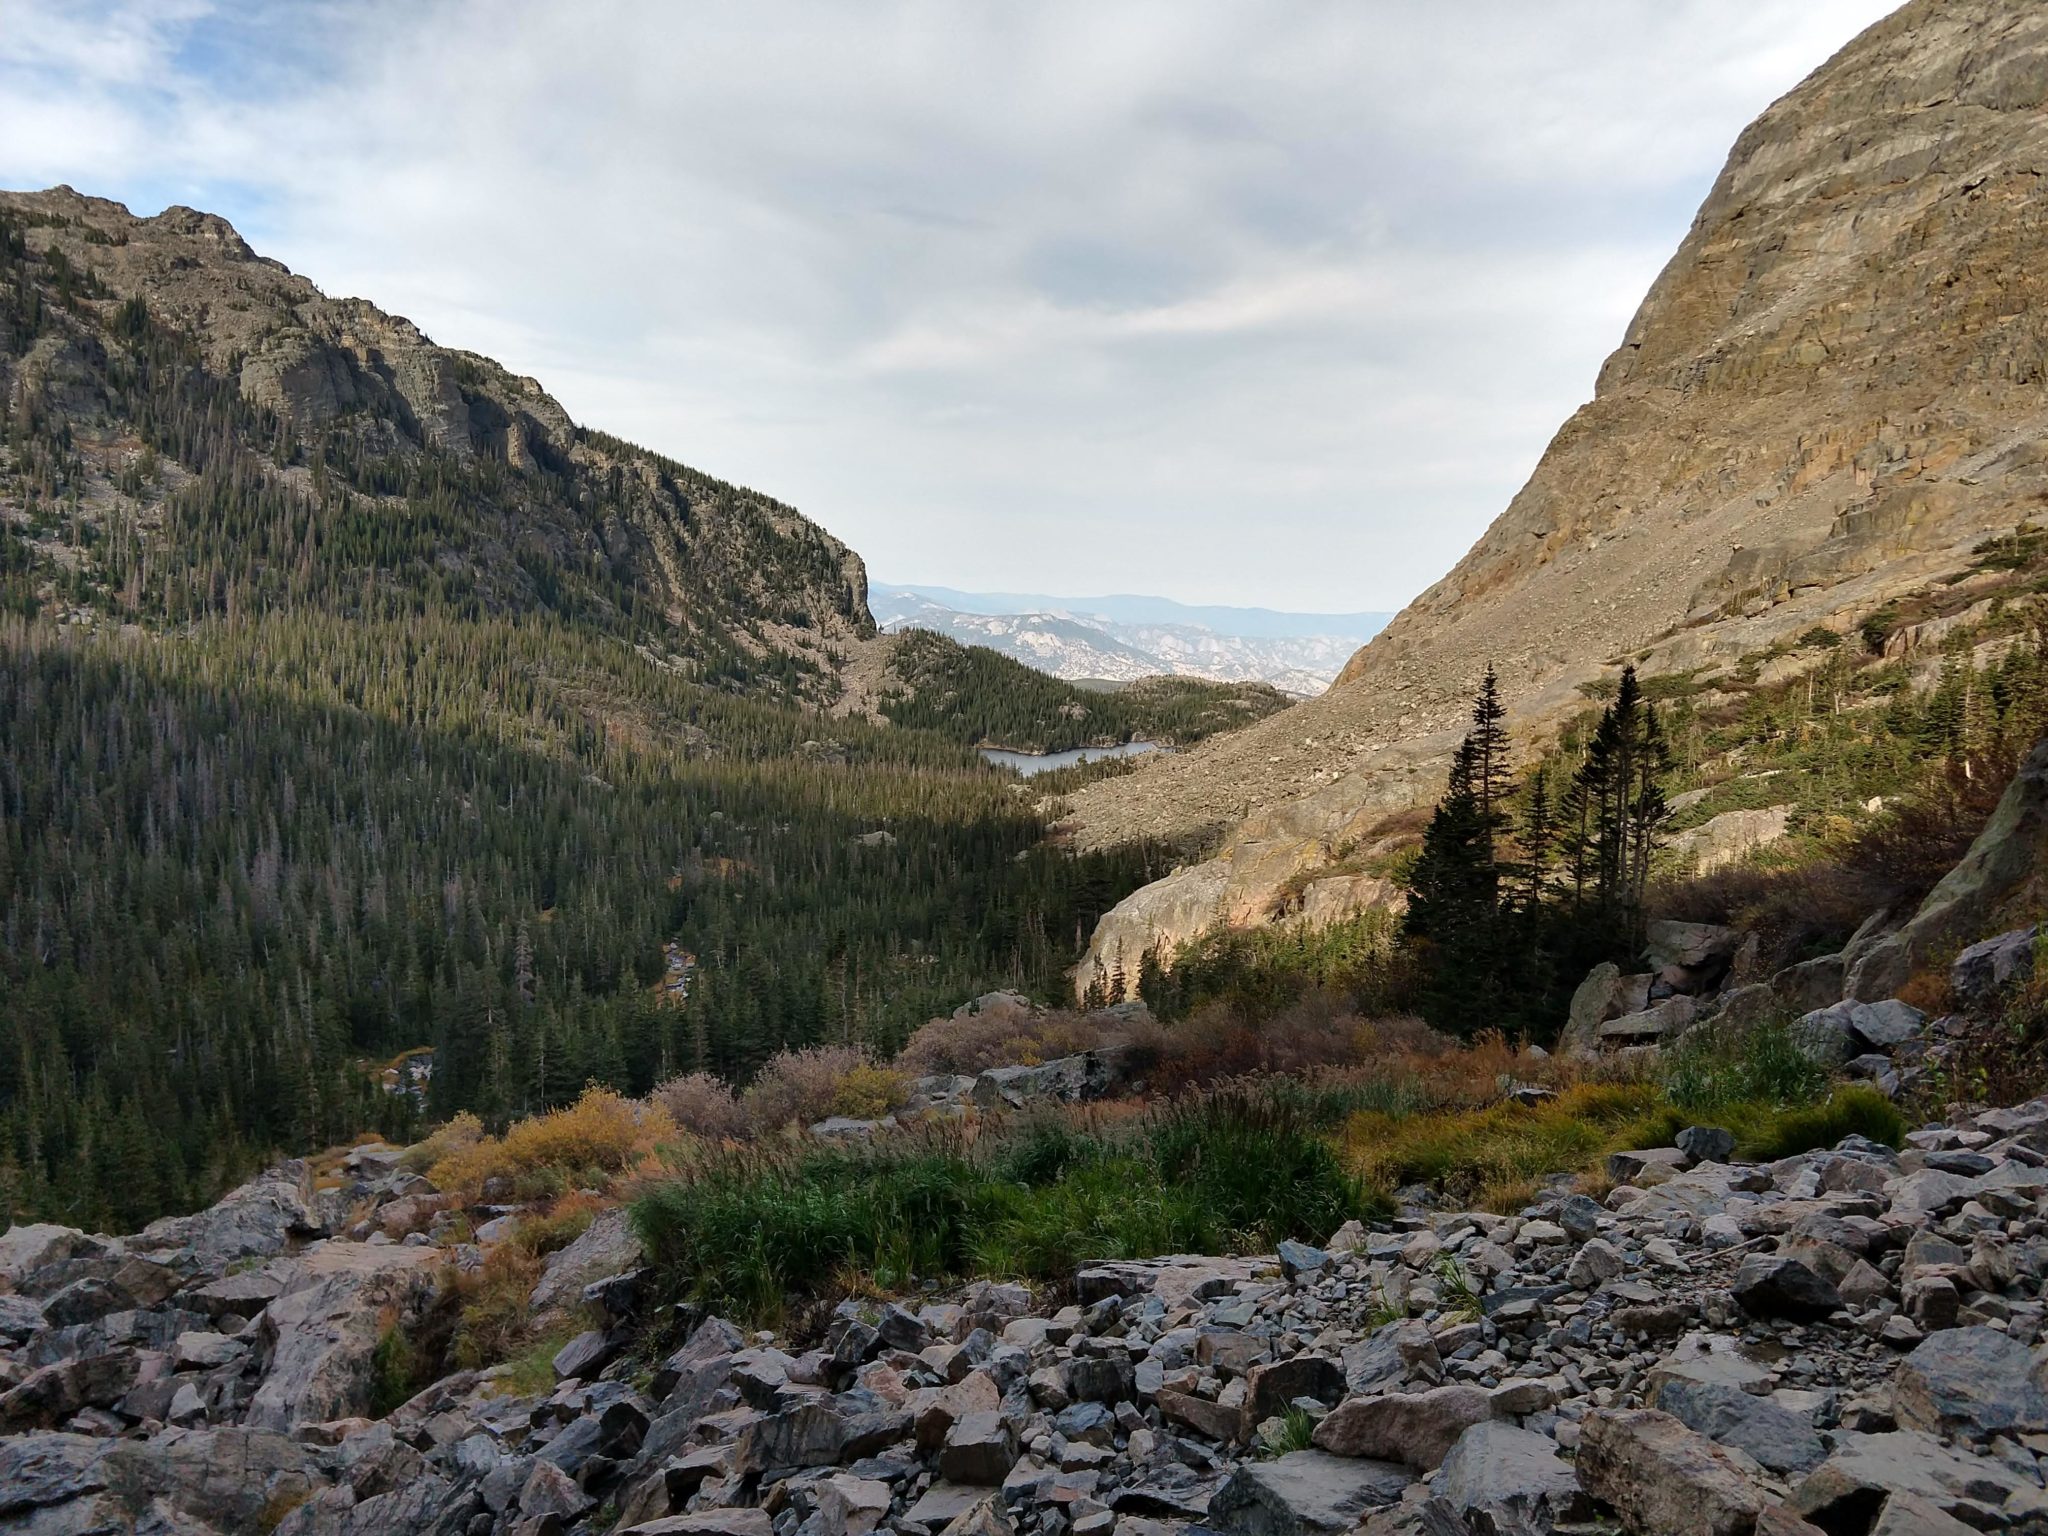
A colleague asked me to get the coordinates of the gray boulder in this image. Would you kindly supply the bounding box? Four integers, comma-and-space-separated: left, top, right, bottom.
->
1206, 1450, 1413, 1536
1951, 926, 2037, 1009
0, 1427, 323, 1534
938, 1410, 1018, 1484
1559, 962, 1622, 1058
1846, 998, 1925, 1049
1675, 1126, 1736, 1165
1730, 1255, 1841, 1322
246, 1243, 440, 1431
1649, 1377, 1826, 1475
1426, 1421, 1589, 1534
1892, 1326, 2048, 1438
1790, 1004, 1860, 1066
131, 1161, 323, 1273
528, 1206, 643, 1319
1790, 1430, 2044, 1528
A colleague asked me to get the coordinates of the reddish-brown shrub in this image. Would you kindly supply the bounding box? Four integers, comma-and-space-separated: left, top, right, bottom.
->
896, 998, 1143, 1076
655, 1072, 753, 1143
742, 1045, 877, 1131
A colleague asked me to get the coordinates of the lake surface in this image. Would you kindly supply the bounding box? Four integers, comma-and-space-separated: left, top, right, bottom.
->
979, 740, 1161, 776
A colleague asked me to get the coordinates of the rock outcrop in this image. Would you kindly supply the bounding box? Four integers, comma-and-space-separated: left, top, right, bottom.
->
1071, 0, 2048, 996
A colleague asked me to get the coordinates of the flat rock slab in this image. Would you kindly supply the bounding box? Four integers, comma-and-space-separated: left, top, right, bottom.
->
1650, 1377, 1827, 1475
1309, 1384, 1490, 1470
1206, 1449, 1413, 1536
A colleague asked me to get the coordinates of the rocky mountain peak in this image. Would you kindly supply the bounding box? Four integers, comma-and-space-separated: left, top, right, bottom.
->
0, 185, 875, 698
1068, 0, 2048, 994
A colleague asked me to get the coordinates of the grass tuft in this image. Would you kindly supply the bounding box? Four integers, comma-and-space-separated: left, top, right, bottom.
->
632, 1084, 1375, 1321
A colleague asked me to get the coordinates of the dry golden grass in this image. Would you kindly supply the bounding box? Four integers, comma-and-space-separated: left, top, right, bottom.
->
1337, 1080, 1668, 1213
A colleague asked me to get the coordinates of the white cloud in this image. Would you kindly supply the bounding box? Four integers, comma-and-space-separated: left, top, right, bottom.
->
0, 0, 1903, 609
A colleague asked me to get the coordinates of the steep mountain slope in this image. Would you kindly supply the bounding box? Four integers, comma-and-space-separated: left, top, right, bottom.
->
1072, 0, 2048, 993
0, 186, 870, 703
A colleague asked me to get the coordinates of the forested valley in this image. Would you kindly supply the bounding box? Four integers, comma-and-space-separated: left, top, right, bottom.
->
0, 199, 1171, 1230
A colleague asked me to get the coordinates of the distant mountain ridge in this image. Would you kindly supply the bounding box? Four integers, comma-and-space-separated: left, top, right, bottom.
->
871, 581, 1389, 694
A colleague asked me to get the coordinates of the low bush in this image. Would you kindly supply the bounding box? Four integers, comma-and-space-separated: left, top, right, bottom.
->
429, 1086, 672, 1200
653, 1072, 753, 1143
830, 1062, 910, 1120
741, 1045, 881, 1133
402, 1111, 484, 1175
367, 1325, 431, 1418
635, 1139, 991, 1318
896, 997, 1130, 1076
1748, 1086, 1904, 1158
1339, 1081, 1666, 1212
1663, 1017, 1827, 1113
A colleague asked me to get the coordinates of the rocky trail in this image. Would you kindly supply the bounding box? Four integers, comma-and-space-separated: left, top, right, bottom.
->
10, 1027, 2048, 1535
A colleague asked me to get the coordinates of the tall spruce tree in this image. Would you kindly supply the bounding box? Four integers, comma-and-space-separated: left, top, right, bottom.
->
1404, 690, 1512, 1036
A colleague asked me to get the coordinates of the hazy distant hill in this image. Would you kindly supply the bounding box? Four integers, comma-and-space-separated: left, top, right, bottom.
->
871, 581, 1389, 694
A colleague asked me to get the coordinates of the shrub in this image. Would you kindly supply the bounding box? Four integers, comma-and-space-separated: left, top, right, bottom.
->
1146, 1087, 1371, 1241
968, 1158, 1212, 1280
507, 1191, 604, 1258
634, 1139, 991, 1318
742, 1045, 876, 1132
368, 1325, 430, 1417
633, 1085, 1376, 1320
429, 1086, 672, 1200
406, 1192, 610, 1377
654, 1072, 752, 1142
896, 998, 1134, 1076
403, 1111, 484, 1174
830, 1062, 909, 1120
1338, 1081, 1667, 1212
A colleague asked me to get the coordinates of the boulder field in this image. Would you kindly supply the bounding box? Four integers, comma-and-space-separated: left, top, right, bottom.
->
13, 1089, 2048, 1533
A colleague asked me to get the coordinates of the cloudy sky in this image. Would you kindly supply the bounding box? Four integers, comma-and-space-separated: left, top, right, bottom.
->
1, 1, 1900, 611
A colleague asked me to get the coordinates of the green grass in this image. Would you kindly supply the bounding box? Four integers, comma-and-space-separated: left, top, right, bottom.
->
492, 1320, 592, 1397
1334, 1019, 1904, 1212
1260, 1407, 1318, 1456
368, 1325, 431, 1418
1340, 1081, 1668, 1210
632, 1087, 1374, 1320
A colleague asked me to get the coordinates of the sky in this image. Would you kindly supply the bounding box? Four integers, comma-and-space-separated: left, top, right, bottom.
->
0, 0, 1903, 612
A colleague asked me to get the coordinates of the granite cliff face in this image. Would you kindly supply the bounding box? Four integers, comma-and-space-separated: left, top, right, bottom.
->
1071, 0, 2048, 995
0, 186, 872, 697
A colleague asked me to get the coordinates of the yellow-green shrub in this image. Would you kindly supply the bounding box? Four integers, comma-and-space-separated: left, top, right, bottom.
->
429, 1087, 673, 1199
830, 1062, 909, 1120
